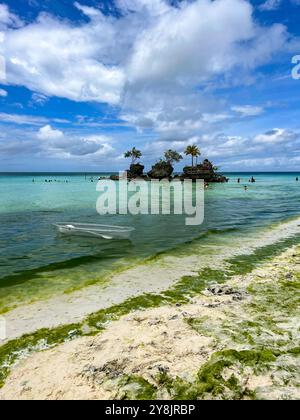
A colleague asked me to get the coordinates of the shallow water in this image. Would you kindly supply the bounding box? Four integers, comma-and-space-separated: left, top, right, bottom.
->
1, 172, 300, 312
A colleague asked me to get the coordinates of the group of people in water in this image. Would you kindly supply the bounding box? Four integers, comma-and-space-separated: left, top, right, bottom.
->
31, 175, 300, 190
32, 179, 69, 183
237, 176, 256, 184
236, 176, 256, 191
237, 176, 299, 191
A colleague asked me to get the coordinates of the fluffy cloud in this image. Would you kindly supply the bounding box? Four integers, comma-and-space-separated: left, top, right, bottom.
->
3, 10, 125, 104
54, 135, 115, 157
141, 127, 300, 170
253, 128, 298, 144
0, 123, 115, 163
36, 125, 115, 158
0, 121, 299, 170
205, 128, 300, 170
0, 0, 290, 115
121, 0, 288, 137
37, 124, 64, 140
0, 88, 7, 97
0, 3, 22, 29
127, 0, 282, 85
0, 1, 298, 169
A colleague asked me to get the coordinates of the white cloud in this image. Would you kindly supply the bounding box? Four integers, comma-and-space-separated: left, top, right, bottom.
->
259, 0, 282, 11
62, 135, 115, 157
143, 138, 195, 154
36, 125, 115, 158
0, 88, 7, 97
259, 0, 300, 11
0, 112, 49, 125
37, 124, 64, 140
142, 126, 300, 169
0, 0, 290, 115
0, 112, 69, 125
0, 0, 297, 163
74, 1, 103, 18
116, 0, 169, 15
127, 0, 288, 87
0, 3, 22, 29
232, 105, 264, 117
1, 120, 299, 171
228, 157, 278, 167
201, 127, 300, 170
4, 11, 125, 104
202, 113, 231, 123
254, 128, 298, 144
30, 93, 49, 106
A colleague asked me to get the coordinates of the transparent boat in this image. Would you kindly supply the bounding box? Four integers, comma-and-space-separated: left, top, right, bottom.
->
54, 223, 135, 240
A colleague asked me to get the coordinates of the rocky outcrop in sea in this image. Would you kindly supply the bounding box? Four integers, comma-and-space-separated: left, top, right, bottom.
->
109, 159, 228, 183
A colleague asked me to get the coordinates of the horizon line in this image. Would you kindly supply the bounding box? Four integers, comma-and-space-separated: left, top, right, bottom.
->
1, 171, 300, 175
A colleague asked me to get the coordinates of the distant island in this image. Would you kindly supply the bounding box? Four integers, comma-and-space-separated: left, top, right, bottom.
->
109, 145, 228, 183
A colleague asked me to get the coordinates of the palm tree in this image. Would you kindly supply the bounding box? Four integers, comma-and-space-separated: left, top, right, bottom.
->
124, 147, 142, 164
184, 145, 201, 167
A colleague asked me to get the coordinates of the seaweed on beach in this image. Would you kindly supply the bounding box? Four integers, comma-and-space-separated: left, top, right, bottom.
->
0, 236, 300, 391
0, 324, 82, 387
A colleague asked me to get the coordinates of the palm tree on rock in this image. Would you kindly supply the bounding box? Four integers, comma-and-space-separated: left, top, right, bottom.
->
184, 145, 201, 167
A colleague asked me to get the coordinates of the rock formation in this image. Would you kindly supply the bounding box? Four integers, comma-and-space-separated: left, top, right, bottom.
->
181, 159, 228, 183
147, 161, 174, 180
127, 163, 145, 178
109, 158, 228, 183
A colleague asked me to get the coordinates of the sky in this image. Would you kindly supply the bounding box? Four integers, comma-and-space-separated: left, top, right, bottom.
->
0, 0, 300, 172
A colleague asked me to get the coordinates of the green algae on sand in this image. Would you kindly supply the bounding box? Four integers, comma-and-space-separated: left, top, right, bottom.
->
0, 237, 300, 393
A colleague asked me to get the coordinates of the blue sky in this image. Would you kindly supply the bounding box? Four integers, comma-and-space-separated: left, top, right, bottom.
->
0, 0, 300, 172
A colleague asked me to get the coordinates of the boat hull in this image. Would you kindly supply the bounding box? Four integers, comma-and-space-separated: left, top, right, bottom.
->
54, 223, 134, 240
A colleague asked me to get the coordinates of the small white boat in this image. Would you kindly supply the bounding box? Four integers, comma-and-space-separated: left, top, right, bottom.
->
54, 223, 135, 240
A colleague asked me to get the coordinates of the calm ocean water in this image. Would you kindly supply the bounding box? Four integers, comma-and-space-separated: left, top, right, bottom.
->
1, 172, 300, 312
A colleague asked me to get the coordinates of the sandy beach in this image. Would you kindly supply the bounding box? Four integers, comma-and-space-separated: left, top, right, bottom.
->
0, 242, 299, 400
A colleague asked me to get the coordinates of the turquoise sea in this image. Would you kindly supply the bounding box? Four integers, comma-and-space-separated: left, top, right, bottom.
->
1, 172, 300, 313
